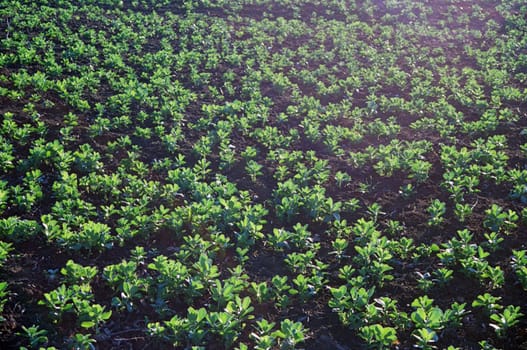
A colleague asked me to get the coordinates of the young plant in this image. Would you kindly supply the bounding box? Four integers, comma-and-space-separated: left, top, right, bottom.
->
329, 285, 375, 329
250, 281, 272, 304
359, 324, 398, 349
210, 279, 237, 309
416, 271, 433, 291
367, 203, 384, 223
250, 318, 277, 350
0, 281, 8, 322
443, 302, 468, 328
385, 220, 404, 236
483, 232, 503, 252
20, 325, 48, 349
411, 304, 444, 332
481, 265, 505, 290
272, 319, 307, 350
289, 274, 316, 302
454, 203, 472, 223
489, 305, 523, 337
334, 171, 351, 188
61, 260, 98, 285
330, 238, 349, 259
71, 221, 113, 252
472, 293, 503, 315
67, 333, 96, 350
412, 328, 438, 350
271, 275, 291, 310
512, 250, 527, 289
483, 204, 518, 234
76, 301, 112, 332
427, 199, 446, 226
432, 268, 453, 287
399, 183, 415, 198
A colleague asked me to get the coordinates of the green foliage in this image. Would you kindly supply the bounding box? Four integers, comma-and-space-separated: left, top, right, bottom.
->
489, 305, 523, 337
272, 319, 307, 349
359, 324, 398, 349
472, 293, 503, 315
0, 281, 8, 322
0, 217, 40, 242
246, 160, 263, 182
67, 333, 96, 350
1, 0, 526, 348
427, 199, 446, 227
71, 221, 113, 252
329, 285, 375, 329
512, 250, 527, 290
0, 241, 12, 267
483, 204, 518, 234
61, 260, 98, 285
20, 325, 48, 349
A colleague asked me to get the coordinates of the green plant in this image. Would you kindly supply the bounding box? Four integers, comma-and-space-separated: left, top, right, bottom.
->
427, 199, 446, 226
454, 203, 472, 222
210, 279, 237, 309
61, 260, 98, 285
483, 232, 504, 252
367, 203, 384, 223
39, 284, 76, 321
416, 271, 433, 291
511, 250, 527, 289
412, 328, 438, 350
0, 281, 8, 322
483, 204, 518, 234
489, 305, 523, 337
385, 220, 404, 236
0, 217, 40, 242
330, 238, 349, 259
111, 281, 144, 312
335, 171, 351, 188
272, 319, 307, 349
399, 183, 415, 198
67, 333, 96, 350
76, 301, 112, 332
443, 302, 468, 328
268, 228, 292, 251
0, 241, 12, 266
250, 318, 277, 350
411, 305, 444, 331
329, 285, 375, 329
432, 268, 453, 286
71, 221, 113, 252
147, 255, 190, 300
2, 1, 527, 348
207, 297, 254, 348
472, 293, 502, 315
359, 324, 398, 349
289, 274, 317, 302
481, 265, 505, 289
20, 325, 48, 349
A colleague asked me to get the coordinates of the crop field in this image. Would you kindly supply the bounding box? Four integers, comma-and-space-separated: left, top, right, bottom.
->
1, 0, 527, 349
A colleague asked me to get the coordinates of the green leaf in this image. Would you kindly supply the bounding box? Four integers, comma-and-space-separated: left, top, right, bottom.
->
80, 321, 95, 329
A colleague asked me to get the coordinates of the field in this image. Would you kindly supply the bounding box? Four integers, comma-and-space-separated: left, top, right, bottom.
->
1, 0, 527, 349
